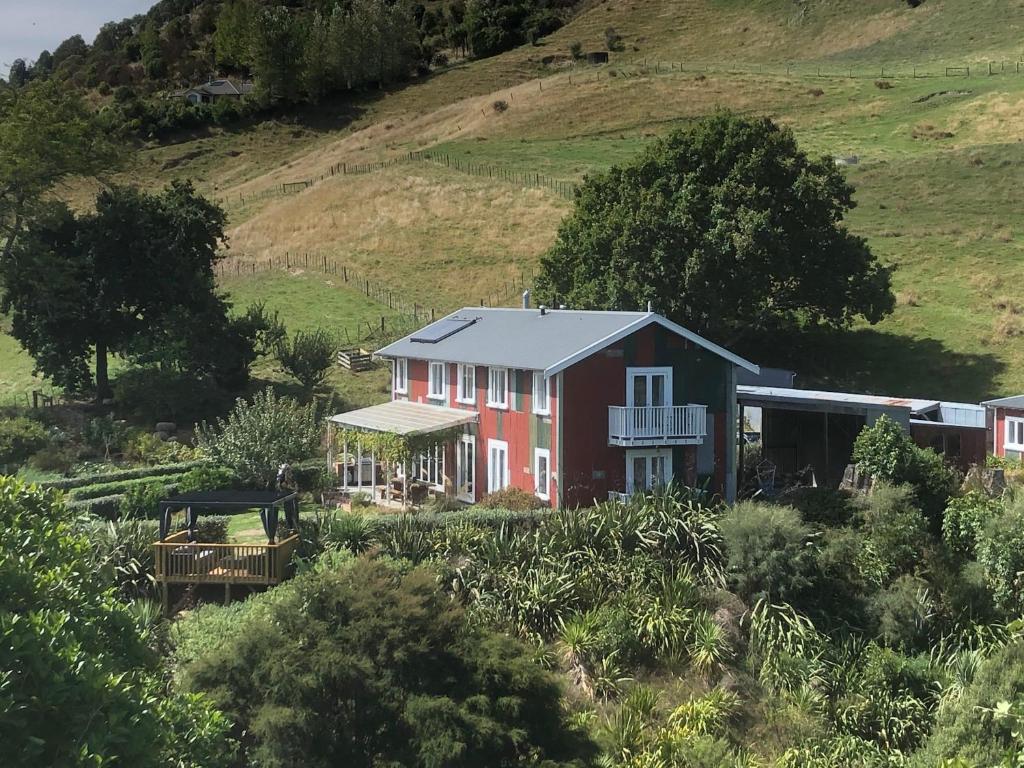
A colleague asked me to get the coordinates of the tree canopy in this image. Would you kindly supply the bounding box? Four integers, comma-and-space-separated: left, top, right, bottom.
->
0, 476, 233, 767
0, 181, 250, 399
534, 112, 895, 344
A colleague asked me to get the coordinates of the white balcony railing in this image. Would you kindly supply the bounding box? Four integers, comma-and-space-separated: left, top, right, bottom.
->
608, 405, 708, 446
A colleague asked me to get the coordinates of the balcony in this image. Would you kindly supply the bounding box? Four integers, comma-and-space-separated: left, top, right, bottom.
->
608, 405, 708, 447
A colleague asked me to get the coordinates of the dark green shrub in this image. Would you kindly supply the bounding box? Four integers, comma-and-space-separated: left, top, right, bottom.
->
291, 459, 326, 492
177, 465, 239, 493
118, 480, 167, 519
0, 416, 49, 466
67, 474, 190, 500
854, 484, 931, 586
868, 574, 935, 653
976, 499, 1024, 615
852, 415, 956, 528
779, 487, 856, 528
180, 557, 591, 766
113, 366, 233, 424
479, 486, 547, 510
67, 494, 124, 520
719, 501, 816, 604
914, 639, 1024, 766
83, 517, 160, 599
194, 515, 229, 544
424, 495, 465, 514
943, 491, 1003, 558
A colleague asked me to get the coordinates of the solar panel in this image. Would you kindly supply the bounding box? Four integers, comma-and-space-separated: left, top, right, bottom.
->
410, 316, 477, 343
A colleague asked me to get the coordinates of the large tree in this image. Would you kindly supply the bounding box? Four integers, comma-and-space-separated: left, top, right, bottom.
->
0, 81, 113, 264
1, 181, 237, 400
534, 112, 895, 344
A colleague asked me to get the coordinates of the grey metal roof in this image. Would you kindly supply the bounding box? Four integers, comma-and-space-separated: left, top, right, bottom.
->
328, 400, 478, 435
982, 395, 1024, 409
375, 307, 758, 375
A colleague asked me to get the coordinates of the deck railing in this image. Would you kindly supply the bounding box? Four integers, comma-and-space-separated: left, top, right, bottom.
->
153, 532, 300, 585
608, 405, 708, 445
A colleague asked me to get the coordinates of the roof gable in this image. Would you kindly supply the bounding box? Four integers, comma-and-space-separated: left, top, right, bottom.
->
375, 308, 758, 375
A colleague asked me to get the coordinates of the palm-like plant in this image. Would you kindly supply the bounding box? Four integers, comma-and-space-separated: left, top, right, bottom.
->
688, 610, 732, 680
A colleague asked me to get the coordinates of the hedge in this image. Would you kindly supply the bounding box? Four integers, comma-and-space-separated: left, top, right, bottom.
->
66, 483, 181, 520
67, 473, 193, 501
42, 460, 208, 491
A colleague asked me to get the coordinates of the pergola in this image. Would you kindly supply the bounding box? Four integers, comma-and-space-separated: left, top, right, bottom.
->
158, 490, 299, 544
326, 400, 478, 507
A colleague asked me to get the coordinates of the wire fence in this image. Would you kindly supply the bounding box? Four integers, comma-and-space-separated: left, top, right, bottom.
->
215, 251, 536, 346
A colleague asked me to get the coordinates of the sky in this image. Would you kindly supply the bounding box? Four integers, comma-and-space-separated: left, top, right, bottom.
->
0, 0, 154, 77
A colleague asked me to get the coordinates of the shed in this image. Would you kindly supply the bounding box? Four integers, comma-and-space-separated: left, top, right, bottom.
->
981, 395, 1024, 460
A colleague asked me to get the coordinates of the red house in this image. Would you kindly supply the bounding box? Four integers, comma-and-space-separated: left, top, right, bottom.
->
328, 306, 757, 507
982, 395, 1024, 460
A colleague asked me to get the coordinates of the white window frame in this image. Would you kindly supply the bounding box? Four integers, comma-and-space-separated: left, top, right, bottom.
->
532, 371, 550, 416
625, 449, 673, 495
487, 367, 508, 410
427, 361, 447, 401
393, 358, 408, 395
457, 434, 476, 503
626, 366, 673, 409
1007, 417, 1024, 450
456, 364, 476, 405
534, 448, 551, 500
416, 444, 445, 489
487, 438, 509, 493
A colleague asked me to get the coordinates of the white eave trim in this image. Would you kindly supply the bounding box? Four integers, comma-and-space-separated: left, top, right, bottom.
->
542, 313, 759, 378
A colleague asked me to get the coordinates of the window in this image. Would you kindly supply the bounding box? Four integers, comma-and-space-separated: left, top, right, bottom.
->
487, 367, 508, 409
1007, 417, 1024, 450
457, 435, 475, 502
625, 449, 673, 495
393, 358, 408, 395
532, 372, 549, 415
428, 361, 447, 401
488, 439, 509, 493
416, 444, 445, 489
534, 448, 550, 500
457, 364, 476, 405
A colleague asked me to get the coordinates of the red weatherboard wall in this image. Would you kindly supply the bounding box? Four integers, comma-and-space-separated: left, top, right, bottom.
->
991, 406, 1024, 457
398, 359, 558, 506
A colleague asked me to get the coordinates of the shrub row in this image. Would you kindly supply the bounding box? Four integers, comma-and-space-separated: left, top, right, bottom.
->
42, 460, 208, 491
356, 507, 550, 532
66, 483, 181, 520
67, 472, 193, 501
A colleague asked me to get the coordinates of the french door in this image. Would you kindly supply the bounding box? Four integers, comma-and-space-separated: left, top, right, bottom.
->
487, 439, 509, 494
626, 367, 673, 437
625, 449, 673, 495
456, 435, 476, 502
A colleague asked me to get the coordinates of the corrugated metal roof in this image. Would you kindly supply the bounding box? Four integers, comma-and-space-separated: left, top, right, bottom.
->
982, 395, 1024, 410
375, 308, 758, 375
328, 400, 477, 435
737, 385, 938, 413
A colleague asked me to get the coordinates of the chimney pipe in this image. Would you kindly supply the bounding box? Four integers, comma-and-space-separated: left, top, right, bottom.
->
539, 305, 547, 316
522, 289, 531, 309
647, 300, 653, 313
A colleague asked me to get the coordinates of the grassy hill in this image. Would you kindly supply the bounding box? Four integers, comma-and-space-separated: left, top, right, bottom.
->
11, 0, 1024, 404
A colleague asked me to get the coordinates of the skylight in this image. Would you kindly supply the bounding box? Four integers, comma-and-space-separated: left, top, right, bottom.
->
410, 317, 477, 344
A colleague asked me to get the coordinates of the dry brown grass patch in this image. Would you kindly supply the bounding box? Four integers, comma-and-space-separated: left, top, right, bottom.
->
897, 290, 921, 307
994, 313, 1024, 339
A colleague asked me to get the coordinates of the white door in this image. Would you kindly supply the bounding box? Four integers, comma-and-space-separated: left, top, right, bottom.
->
627, 367, 672, 437
626, 449, 673, 495
487, 439, 509, 493
456, 435, 476, 502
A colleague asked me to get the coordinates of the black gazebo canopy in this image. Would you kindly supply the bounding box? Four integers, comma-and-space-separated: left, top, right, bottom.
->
159, 490, 299, 543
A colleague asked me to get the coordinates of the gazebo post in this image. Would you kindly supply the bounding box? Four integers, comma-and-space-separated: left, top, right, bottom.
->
371, 449, 377, 499
403, 457, 409, 508
326, 421, 335, 483
356, 440, 363, 491
341, 437, 349, 491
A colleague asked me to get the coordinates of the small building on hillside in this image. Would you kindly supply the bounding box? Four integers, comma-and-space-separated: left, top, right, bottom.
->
737, 386, 987, 486
981, 395, 1024, 460
173, 79, 254, 105
327, 306, 758, 507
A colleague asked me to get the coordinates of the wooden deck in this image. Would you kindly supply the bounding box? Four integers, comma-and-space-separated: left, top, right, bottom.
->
154, 530, 299, 589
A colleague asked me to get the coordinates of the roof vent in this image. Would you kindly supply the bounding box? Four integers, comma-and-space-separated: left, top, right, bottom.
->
539, 305, 547, 316
559, 304, 566, 310
522, 290, 530, 309
647, 300, 653, 313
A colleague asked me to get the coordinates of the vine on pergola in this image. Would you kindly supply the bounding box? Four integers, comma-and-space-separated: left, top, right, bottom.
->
333, 426, 465, 465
